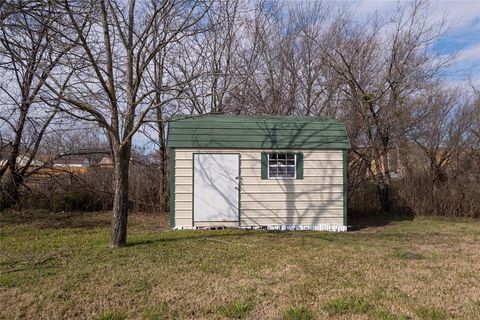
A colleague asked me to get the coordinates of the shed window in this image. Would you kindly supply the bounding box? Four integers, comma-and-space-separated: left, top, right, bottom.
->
268, 153, 296, 179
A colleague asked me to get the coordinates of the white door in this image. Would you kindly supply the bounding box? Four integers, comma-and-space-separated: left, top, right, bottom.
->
193, 153, 239, 223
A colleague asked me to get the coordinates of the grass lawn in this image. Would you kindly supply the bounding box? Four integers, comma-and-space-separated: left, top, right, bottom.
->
1, 211, 480, 320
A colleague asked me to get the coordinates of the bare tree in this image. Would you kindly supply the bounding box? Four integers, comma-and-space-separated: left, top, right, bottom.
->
321, 0, 449, 212
138, 0, 251, 212
231, 0, 296, 115
287, 1, 339, 117
396, 93, 479, 218
227, 1, 344, 117
470, 83, 480, 142
406, 86, 476, 212
0, 1, 73, 206
35, 0, 212, 247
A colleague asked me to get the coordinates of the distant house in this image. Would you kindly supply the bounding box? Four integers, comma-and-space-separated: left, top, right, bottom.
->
369, 148, 401, 178
368, 145, 454, 179
53, 155, 90, 168
0, 147, 44, 170
98, 156, 114, 168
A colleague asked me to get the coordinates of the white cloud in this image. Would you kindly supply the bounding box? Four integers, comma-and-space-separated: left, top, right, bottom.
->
454, 43, 480, 62
352, 0, 398, 16
347, 0, 480, 87
429, 0, 480, 29
351, 0, 480, 29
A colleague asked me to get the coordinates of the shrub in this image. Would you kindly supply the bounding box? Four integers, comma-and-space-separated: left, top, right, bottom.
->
62, 191, 96, 211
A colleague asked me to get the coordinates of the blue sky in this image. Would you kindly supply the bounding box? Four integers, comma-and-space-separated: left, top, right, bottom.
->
353, 0, 480, 85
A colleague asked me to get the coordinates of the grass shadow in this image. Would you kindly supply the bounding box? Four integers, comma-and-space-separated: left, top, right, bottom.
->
126, 229, 267, 247
348, 210, 415, 231
1, 210, 171, 231
1, 210, 112, 230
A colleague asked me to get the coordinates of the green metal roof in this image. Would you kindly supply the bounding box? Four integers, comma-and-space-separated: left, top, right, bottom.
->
166, 115, 351, 149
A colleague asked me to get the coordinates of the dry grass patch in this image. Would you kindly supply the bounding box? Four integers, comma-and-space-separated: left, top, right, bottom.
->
1, 210, 479, 319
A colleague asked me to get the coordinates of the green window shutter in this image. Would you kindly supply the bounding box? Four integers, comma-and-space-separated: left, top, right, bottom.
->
296, 153, 304, 179
261, 152, 268, 179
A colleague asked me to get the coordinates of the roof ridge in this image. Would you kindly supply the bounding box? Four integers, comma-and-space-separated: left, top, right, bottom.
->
168, 114, 342, 123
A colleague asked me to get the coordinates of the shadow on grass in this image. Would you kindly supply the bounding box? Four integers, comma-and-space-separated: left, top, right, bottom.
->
0, 210, 112, 230
2, 209, 417, 244
348, 210, 415, 231
126, 229, 267, 247
126, 227, 342, 247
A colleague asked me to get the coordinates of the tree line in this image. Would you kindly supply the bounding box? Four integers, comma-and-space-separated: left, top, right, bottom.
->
0, 0, 479, 247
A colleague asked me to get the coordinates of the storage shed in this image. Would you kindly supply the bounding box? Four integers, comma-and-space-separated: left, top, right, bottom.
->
167, 115, 351, 231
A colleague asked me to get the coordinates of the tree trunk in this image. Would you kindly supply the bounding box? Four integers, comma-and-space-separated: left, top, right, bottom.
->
0, 105, 28, 207
156, 117, 168, 213
2, 171, 23, 207
377, 178, 391, 213
111, 145, 131, 247
372, 153, 392, 213
159, 139, 168, 213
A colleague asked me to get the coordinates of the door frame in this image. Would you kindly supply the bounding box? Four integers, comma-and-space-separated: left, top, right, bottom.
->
192, 152, 241, 226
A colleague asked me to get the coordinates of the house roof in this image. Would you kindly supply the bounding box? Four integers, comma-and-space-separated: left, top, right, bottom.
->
98, 156, 113, 166
166, 115, 350, 149
53, 155, 90, 165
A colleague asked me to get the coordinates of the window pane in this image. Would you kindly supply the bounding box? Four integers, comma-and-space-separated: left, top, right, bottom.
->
268, 153, 277, 165
269, 166, 277, 177
277, 167, 287, 176
286, 167, 295, 177
287, 159, 295, 165
287, 154, 295, 160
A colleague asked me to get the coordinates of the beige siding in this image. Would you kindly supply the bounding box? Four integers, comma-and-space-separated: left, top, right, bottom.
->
240, 177, 343, 185
241, 216, 343, 226
241, 167, 343, 177
174, 148, 345, 227
241, 192, 343, 202
240, 201, 343, 210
